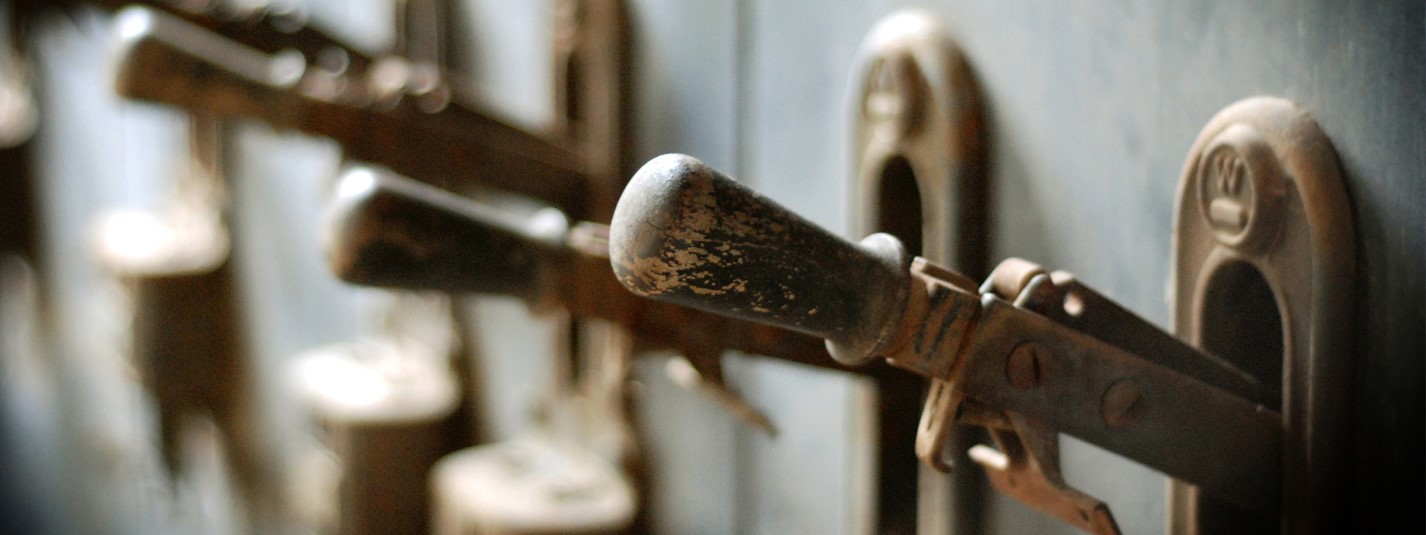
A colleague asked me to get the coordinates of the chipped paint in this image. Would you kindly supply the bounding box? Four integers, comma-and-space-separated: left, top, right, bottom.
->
610, 154, 912, 365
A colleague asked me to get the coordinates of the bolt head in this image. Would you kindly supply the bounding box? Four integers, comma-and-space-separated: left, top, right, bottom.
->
1005, 342, 1051, 390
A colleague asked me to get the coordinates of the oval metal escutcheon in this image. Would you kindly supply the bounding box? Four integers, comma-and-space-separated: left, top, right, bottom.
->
852, 10, 985, 270
850, 10, 987, 535
1168, 97, 1355, 534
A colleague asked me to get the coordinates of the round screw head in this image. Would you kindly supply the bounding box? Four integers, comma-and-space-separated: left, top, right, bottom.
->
1005, 342, 1051, 390
1101, 379, 1146, 429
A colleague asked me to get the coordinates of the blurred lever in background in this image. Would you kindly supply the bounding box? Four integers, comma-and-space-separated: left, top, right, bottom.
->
109, 6, 595, 220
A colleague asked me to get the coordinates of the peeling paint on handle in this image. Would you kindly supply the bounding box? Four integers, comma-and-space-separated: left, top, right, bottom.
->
609, 154, 912, 365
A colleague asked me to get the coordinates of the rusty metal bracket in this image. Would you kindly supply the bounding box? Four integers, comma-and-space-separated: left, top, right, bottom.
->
553, 0, 628, 221
547, 0, 638, 449
1168, 97, 1355, 534
894, 260, 1281, 515
957, 261, 1129, 535
968, 413, 1119, 535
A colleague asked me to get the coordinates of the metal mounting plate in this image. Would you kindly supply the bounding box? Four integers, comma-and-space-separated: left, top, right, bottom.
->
852, 10, 985, 271
1168, 97, 1355, 534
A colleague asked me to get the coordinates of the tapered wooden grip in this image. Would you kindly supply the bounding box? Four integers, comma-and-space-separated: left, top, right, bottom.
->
324, 166, 564, 302
609, 154, 911, 364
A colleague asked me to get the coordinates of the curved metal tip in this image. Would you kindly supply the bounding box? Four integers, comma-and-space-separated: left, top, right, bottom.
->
619, 153, 715, 225
323, 166, 388, 283
113, 6, 157, 43
110, 6, 165, 100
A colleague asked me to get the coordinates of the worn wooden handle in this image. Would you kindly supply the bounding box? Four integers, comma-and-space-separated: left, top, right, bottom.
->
324, 166, 566, 302
609, 154, 911, 365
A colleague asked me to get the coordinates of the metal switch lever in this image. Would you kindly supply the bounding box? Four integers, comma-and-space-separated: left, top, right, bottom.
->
110, 7, 594, 219
608, 154, 1285, 532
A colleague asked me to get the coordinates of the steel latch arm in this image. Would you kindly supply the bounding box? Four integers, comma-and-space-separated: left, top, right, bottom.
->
886, 258, 1281, 515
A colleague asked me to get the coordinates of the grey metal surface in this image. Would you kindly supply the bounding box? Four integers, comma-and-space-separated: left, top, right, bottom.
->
10, 0, 1421, 533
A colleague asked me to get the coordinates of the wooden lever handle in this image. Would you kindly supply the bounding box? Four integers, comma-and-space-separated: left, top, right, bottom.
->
323, 165, 878, 376
111, 7, 594, 219
609, 154, 911, 365
324, 165, 566, 304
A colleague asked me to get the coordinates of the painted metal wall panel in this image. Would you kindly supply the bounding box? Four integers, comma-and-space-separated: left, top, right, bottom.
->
8, 1, 1421, 533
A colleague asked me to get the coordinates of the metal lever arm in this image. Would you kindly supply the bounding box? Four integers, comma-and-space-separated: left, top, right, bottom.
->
111, 7, 592, 218
608, 154, 1283, 514
323, 166, 861, 377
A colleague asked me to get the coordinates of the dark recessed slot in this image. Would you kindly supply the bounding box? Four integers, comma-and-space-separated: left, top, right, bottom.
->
873, 155, 923, 535
876, 156, 923, 256
1195, 260, 1283, 532
1200, 260, 1284, 398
